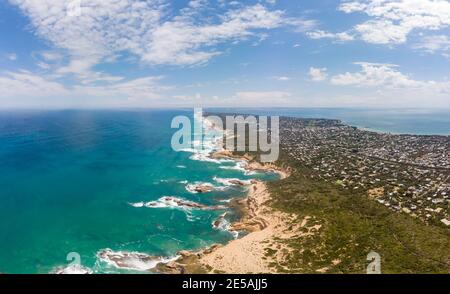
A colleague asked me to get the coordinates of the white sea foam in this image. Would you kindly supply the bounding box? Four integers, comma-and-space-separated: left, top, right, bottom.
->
179, 147, 197, 153
213, 177, 252, 187
97, 249, 179, 272
129, 196, 225, 211
189, 152, 234, 164
51, 264, 93, 274
186, 213, 196, 222
129, 197, 184, 210
185, 182, 226, 193
128, 201, 145, 208
185, 182, 212, 193
212, 213, 239, 239
219, 161, 256, 175
179, 116, 236, 165
145, 197, 190, 209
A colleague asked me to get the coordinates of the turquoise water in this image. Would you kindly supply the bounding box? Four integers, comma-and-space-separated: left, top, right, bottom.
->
0, 109, 276, 274
0, 108, 447, 274
209, 108, 450, 136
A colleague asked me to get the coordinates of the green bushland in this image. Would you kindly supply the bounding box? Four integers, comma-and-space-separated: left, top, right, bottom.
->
268, 159, 450, 273
212, 113, 450, 273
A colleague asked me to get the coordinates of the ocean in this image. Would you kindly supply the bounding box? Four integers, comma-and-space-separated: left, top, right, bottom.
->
0, 109, 277, 274
0, 108, 448, 274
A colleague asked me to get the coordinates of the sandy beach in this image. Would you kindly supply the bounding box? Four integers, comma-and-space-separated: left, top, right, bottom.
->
158, 164, 318, 274
155, 119, 302, 274
200, 181, 292, 273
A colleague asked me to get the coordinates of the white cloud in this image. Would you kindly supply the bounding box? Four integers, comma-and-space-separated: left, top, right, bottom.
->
272, 76, 291, 81
9, 0, 164, 81
36, 62, 51, 70
331, 62, 420, 87
288, 18, 318, 33
0, 71, 68, 98
31, 51, 63, 71
7, 53, 17, 61
307, 30, 354, 41
73, 76, 166, 99
413, 34, 450, 53
39, 51, 63, 62
168, 91, 293, 107
55, 57, 125, 84
235, 91, 291, 99
143, 4, 288, 65
230, 91, 291, 105
309, 67, 328, 81
330, 62, 450, 93
0, 70, 166, 105
9, 0, 311, 72
338, 0, 450, 45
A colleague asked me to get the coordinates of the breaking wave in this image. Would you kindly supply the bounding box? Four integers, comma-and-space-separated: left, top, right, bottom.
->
50, 264, 93, 274
219, 161, 256, 175
185, 182, 227, 194
97, 249, 179, 272
129, 196, 226, 211
212, 213, 239, 239
213, 177, 253, 187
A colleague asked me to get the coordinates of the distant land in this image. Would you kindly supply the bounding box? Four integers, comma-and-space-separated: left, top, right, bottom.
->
206, 108, 450, 136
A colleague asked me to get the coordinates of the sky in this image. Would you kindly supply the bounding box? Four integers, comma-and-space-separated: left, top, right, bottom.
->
0, 0, 449, 109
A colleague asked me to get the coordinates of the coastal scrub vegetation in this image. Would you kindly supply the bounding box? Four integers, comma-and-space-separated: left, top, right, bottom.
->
217, 113, 450, 273
268, 163, 450, 273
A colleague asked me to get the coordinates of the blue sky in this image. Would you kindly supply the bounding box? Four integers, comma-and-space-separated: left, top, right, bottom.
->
0, 0, 449, 108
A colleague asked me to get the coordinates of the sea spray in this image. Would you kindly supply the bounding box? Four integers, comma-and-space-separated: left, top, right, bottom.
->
97, 249, 180, 272
129, 196, 227, 211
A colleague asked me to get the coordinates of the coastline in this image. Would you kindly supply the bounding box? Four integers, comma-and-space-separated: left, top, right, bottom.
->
52, 113, 448, 274
149, 109, 295, 273
197, 179, 317, 274
171, 117, 298, 273
156, 153, 307, 274
7, 111, 448, 274
51, 113, 293, 274
157, 114, 450, 274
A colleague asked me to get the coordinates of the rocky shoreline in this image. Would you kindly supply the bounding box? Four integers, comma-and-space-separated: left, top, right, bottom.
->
53, 116, 294, 274
153, 157, 300, 274
151, 116, 295, 274
211, 150, 291, 179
